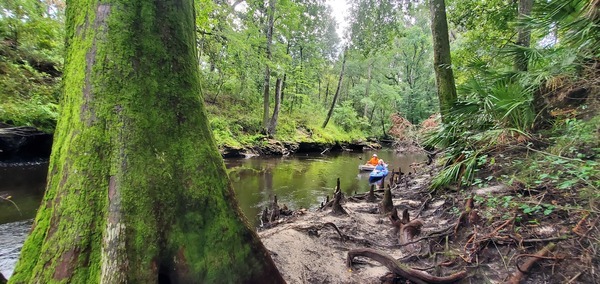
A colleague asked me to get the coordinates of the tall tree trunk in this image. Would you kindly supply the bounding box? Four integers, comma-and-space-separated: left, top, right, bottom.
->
514, 0, 533, 72
10, 1, 284, 283
429, 0, 457, 123
281, 73, 287, 104
323, 49, 347, 128
262, 0, 276, 131
267, 78, 283, 135
280, 42, 289, 104
363, 60, 373, 117
318, 78, 321, 100
324, 80, 330, 103
381, 109, 387, 138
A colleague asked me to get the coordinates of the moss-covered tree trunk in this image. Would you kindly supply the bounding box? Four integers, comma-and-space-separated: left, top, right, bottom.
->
429, 0, 457, 123
9, 0, 284, 283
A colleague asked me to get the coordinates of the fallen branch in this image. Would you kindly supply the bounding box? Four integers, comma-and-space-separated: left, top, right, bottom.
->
347, 248, 468, 284
0, 195, 22, 216
519, 235, 570, 244
506, 242, 556, 284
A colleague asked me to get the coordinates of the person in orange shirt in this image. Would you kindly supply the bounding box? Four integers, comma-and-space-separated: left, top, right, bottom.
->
366, 154, 379, 166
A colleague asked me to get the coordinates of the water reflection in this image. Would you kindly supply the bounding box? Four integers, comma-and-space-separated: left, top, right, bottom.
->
0, 150, 423, 227
0, 163, 47, 224
226, 149, 424, 226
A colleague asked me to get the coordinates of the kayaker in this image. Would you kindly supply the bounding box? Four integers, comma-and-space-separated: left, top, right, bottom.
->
375, 159, 387, 171
366, 154, 379, 166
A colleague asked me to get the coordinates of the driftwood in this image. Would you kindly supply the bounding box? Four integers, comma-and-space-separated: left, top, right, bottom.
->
347, 248, 468, 284
506, 242, 556, 284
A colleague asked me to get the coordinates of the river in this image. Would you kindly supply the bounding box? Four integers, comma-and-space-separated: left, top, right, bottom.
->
0, 149, 422, 278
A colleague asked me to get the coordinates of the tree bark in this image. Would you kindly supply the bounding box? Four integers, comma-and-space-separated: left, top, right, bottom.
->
267, 78, 283, 135
514, 0, 533, 72
429, 0, 457, 123
363, 60, 373, 117
324, 79, 330, 103
10, 1, 284, 283
262, 0, 277, 131
323, 48, 347, 128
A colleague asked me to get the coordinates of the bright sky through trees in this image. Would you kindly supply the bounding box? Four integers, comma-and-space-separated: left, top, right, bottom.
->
327, 0, 349, 40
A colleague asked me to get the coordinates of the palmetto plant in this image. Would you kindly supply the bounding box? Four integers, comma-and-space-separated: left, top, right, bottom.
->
425, 0, 598, 190
527, 0, 600, 57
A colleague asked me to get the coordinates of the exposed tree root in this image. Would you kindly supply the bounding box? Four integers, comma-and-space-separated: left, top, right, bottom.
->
415, 194, 432, 218
379, 186, 394, 214
294, 222, 347, 241
347, 248, 468, 284
331, 178, 348, 216
506, 242, 556, 284
270, 195, 280, 222
367, 184, 377, 202
323, 222, 346, 241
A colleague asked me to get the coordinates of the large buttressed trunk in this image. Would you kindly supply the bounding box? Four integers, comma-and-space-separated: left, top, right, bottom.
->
10, 0, 284, 283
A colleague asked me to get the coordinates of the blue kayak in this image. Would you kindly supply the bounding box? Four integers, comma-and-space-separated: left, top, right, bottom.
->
369, 168, 388, 184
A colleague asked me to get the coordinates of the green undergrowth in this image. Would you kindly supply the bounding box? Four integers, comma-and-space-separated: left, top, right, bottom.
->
506, 115, 600, 201
0, 49, 61, 133
205, 95, 367, 148
443, 112, 599, 226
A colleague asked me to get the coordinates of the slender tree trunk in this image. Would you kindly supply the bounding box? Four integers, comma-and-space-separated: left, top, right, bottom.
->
318, 78, 321, 101
280, 43, 289, 104
10, 1, 284, 283
363, 61, 373, 117
324, 80, 330, 103
262, 0, 276, 131
267, 78, 283, 135
369, 108, 376, 124
514, 0, 533, 72
323, 49, 347, 128
429, 0, 457, 123
281, 73, 287, 104
381, 109, 387, 137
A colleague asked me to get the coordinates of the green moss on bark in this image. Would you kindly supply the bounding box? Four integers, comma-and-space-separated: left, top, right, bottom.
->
10, 0, 283, 283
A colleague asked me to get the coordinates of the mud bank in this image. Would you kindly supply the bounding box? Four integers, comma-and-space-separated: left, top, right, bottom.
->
220, 139, 381, 158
